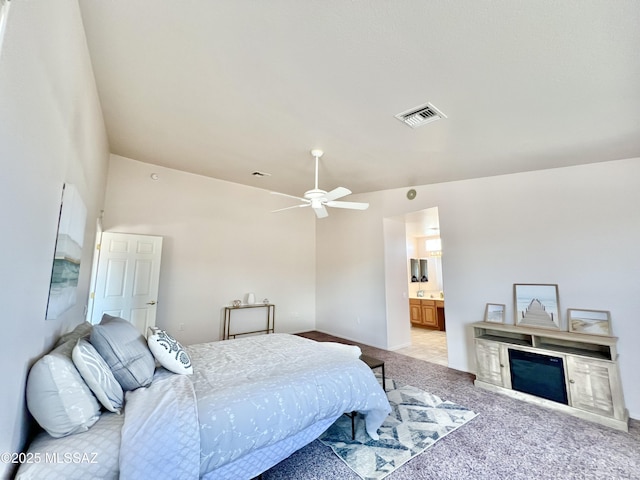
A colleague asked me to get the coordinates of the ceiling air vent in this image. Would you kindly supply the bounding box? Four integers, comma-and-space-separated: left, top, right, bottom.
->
395, 102, 447, 128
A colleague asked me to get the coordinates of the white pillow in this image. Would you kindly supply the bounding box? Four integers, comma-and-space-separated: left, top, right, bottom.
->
72, 338, 124, 414
147, 327, 193, 375
26, 339, 101, 438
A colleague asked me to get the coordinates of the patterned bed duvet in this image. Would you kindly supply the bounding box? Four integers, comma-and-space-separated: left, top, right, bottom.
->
16, 334, 391, 479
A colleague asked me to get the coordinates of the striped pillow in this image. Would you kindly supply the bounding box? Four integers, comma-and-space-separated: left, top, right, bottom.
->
72, 338, 124, 413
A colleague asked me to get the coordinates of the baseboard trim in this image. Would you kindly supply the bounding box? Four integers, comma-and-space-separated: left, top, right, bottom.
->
313, 329, 387, 350
475, 380, 629, 432
387, 342, 411, 351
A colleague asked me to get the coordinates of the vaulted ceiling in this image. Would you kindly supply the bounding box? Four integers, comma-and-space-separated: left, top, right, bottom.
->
78, 1, 640, 196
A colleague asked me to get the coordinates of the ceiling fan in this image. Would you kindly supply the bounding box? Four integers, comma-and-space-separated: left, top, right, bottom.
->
271, 149, 369, 219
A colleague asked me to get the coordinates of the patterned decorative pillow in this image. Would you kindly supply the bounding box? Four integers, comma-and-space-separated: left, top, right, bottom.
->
26, 339, 101, 438
72, 338, 124, 413
90, 314, 156, 391
147, 327, 193, 375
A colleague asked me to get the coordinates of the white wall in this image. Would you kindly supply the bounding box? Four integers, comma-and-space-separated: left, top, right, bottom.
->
0, 1, 109, 477
102, 155, 317, 345
384, 217, 411, 349
317, 158, 640, 419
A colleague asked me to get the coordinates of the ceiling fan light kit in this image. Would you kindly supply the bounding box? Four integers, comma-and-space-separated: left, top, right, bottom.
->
271, 150, 369, 219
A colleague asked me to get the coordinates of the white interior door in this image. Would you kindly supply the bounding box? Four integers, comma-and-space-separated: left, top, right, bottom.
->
90, 232, 163, 335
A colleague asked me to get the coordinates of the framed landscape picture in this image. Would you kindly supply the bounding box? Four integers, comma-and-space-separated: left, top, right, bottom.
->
514, 283, 561, 330
46, 184, 87, 319
567, 309, 612, 336
484, 303, 506, 324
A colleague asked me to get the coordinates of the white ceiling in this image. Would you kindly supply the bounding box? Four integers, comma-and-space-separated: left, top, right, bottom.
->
405, 207, 440, 238
78, 1, 640, 197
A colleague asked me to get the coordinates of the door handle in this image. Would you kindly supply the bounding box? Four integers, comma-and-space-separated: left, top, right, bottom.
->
146, 300, 157, 305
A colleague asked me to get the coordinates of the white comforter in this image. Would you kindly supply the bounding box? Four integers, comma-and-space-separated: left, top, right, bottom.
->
187, 334, 391, 476
18, 334, 391, 480
120, 370, 200, 479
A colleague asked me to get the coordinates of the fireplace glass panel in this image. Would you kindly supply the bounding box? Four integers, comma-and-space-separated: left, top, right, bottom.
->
508, 349, 568, 405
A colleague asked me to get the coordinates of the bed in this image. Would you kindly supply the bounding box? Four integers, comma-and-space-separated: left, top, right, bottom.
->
16, 320, 391, 480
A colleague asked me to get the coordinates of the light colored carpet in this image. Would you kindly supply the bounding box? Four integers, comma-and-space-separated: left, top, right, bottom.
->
264, 332, 640, 480
319, 381, 478, 480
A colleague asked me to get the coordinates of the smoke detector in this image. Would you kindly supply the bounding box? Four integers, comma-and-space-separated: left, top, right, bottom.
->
395, 102, 447, 128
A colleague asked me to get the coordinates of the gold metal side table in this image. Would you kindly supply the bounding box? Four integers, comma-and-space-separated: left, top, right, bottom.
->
223, 304, 275, 340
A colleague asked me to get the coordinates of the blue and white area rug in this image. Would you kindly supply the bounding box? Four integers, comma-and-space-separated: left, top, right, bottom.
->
319, 381, 478, 480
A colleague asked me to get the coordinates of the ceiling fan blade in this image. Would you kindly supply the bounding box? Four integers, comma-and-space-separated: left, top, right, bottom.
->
313, 204, 329, 218
270, 191, 309, 203
326, 200, 369, 210
272, 150, 365, 218
323, 186, 352, 202
271, 204, 310, 213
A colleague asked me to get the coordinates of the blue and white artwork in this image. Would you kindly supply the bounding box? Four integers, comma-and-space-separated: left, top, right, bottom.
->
514, 284, 561, 330
46, 184, 87, 319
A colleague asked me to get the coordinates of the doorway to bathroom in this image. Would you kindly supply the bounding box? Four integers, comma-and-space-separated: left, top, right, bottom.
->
395, 206, 448, 366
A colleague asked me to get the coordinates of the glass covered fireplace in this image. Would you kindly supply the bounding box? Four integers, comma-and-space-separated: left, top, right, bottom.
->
508, 349, 568, 405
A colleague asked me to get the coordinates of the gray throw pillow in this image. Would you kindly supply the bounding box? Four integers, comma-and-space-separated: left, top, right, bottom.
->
54, 321, 93, 348
90, 314, 155, 391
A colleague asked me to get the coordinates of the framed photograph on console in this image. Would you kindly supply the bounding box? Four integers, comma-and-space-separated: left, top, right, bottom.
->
514, 284, 561, 330
567, 309, 612, 336
484, 303, 506, 324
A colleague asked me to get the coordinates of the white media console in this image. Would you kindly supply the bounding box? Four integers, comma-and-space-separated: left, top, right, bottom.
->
472, 321, 628, 431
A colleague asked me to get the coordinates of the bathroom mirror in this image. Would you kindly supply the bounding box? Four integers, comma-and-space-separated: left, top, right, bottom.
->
410, 259, 420, 282
419, 259, 428, 282
410, 258, 428, 283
